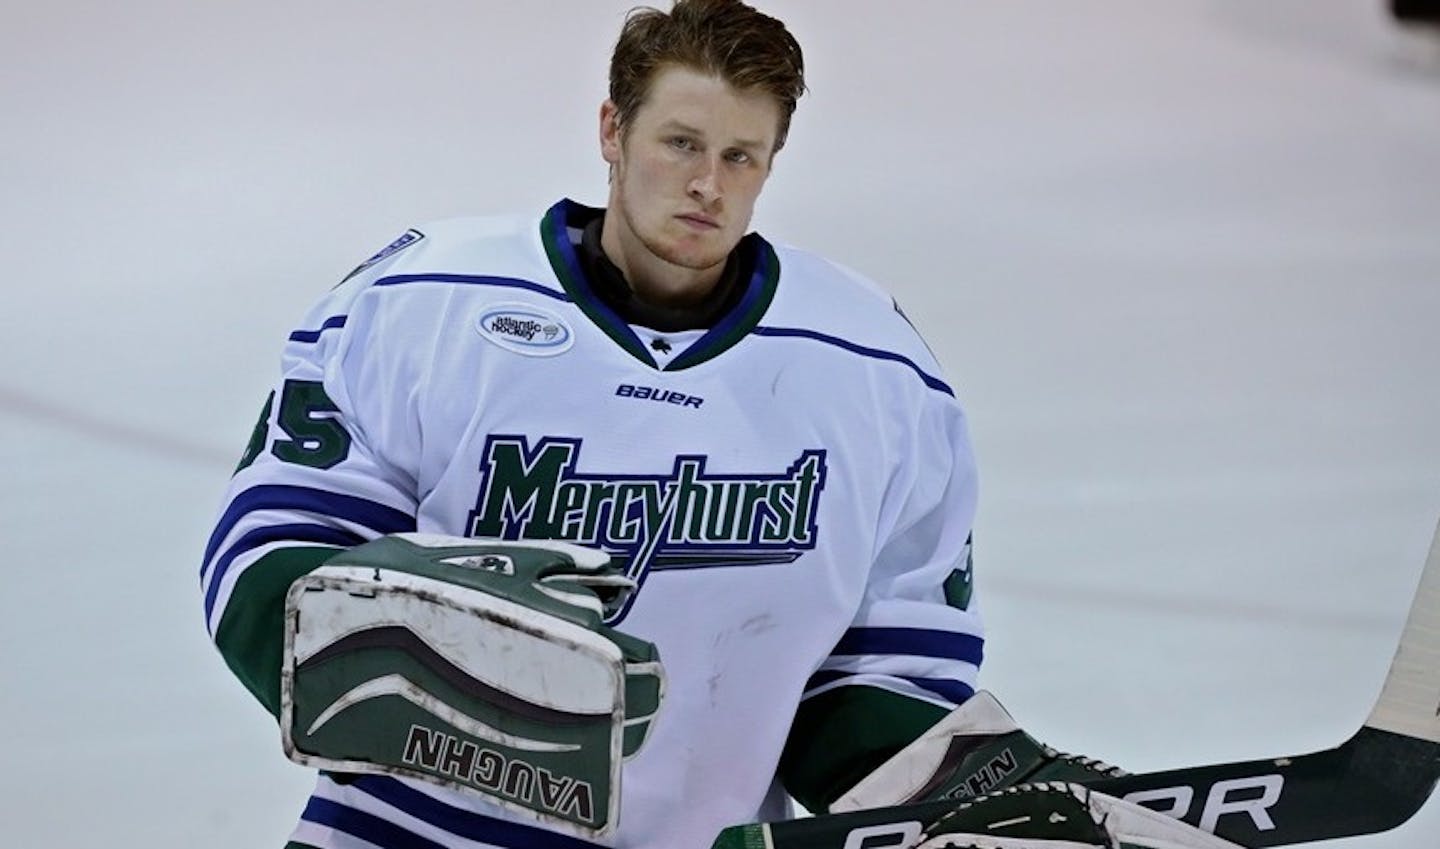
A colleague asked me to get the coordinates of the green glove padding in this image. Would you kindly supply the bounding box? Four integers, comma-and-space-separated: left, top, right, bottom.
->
280, 533, 664, 840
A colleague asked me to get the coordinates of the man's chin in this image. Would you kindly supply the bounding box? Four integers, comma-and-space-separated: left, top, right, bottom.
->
653, 237, 735, 273
664, 253, 728, 273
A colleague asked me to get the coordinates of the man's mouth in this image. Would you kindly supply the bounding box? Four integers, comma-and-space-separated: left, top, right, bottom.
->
677, 213, 720, 229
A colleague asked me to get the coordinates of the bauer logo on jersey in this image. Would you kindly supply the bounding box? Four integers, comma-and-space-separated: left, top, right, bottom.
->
466, 435, 828, 621
339, 228, 425, 284
477, 304, 575, 357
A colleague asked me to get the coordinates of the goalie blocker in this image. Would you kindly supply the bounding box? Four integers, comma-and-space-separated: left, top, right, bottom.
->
279, 534, 664, 840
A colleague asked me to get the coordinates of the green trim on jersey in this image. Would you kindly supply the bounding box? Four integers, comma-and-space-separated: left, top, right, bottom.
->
235, 392, 274, 475
214, 545, 342, 716
667, 239, 780, 371
780, 684, 949, 814
944, 569, 973, 610
540, 199, 780, 372
541, 202, 656, 367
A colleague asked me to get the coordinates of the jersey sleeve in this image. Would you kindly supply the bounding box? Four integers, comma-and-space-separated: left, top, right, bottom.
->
199, 273, 421, 717
780, 366, 982, 813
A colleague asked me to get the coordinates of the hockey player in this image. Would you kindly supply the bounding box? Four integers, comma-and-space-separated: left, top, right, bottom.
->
201, 2, 1242, 848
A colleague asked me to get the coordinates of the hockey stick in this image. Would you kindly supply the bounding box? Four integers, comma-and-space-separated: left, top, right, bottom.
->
713, 517, 1440, 849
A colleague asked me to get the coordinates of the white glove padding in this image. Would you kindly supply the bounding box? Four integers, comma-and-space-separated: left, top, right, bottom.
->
916, 782, 1247, 849
279, 533, 664, 840
832, 691, 1125, 812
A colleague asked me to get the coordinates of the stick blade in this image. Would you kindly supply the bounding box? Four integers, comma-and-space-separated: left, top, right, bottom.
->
1366, 516, 1440, 744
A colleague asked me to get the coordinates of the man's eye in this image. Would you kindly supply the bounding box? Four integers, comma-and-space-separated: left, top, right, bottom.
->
725, 150, 751, 164
669, 137, 695, 150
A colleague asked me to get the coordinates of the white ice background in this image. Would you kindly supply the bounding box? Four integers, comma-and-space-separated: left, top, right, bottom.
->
1, 1, 1438, 846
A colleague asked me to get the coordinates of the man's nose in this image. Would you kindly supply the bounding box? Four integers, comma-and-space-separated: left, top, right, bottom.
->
688, 158, 722, 205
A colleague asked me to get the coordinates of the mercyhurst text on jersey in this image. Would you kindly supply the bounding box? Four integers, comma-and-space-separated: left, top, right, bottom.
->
468, 435, 828, 605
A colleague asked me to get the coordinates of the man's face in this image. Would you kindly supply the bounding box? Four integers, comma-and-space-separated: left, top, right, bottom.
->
600, 65, 781, 283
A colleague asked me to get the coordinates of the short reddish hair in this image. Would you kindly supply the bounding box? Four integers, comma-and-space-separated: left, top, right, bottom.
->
609, 0, 807, 152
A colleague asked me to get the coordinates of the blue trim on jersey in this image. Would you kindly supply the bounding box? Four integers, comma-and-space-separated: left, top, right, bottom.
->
301, 796, 445, 849
664, 235, 780, 372
832, 626, 984, 665
906, 677, 976, 705
202, 523, 364, 619
289, 315, 347, 343
804, 669, 852, 690
352, 776, 605, 849
750, 326, 954, 396
542, 202, 658, 368
802, 670, 975, 706
202, 484, 414, 571
706, 238, 771, 345
544, 204, 591, 300
374, 273, 570, 302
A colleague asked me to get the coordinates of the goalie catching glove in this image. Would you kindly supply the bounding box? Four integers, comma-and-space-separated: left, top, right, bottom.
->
832, 691, 1126, 811
910, 781, 1247, 849
833, 692, 1245, 849
279, 533, 664, 840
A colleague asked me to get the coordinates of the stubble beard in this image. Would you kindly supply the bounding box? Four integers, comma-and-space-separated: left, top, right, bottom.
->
619, 201, 730, 275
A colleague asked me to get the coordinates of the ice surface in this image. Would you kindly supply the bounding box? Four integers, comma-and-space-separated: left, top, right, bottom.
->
1, 1, 1437, 846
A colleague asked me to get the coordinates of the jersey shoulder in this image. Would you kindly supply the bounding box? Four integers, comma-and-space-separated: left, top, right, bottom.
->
766, 240, 945, 377
343, 213, 553, 291
283, 210, 559, 363
771, 242, 896, 305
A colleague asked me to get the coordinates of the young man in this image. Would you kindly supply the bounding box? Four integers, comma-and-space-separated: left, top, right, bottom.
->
203, 3, 1235, 848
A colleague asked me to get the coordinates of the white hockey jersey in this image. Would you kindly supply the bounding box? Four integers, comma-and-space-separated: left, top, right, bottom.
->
201, 200, 982, 849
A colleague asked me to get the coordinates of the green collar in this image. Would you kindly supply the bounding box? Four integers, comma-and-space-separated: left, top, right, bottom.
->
540, 199, 780, 371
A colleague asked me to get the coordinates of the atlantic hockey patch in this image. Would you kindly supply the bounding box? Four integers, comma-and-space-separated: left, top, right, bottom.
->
340, 229, 425, 284
477, 304, 574, 357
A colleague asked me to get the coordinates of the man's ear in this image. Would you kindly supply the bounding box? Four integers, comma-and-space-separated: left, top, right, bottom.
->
599, 100, 623, 166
